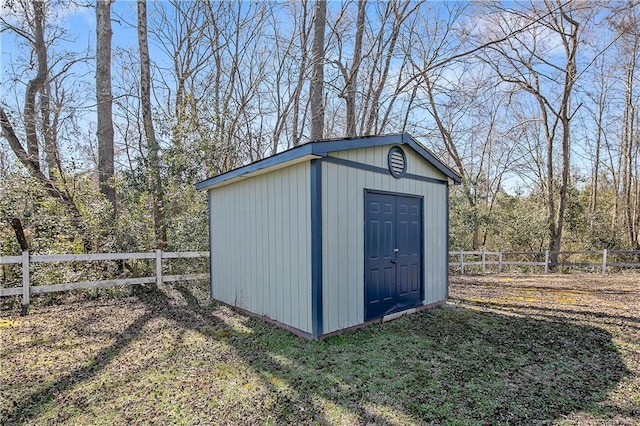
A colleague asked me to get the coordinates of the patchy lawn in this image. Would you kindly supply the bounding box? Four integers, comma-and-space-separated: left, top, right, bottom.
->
1, 274, 638, 425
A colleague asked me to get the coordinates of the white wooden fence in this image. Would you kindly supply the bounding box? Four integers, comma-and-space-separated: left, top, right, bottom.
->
2, 248, 637, 308
0, 250, 209, 307
449, 249, 640, 275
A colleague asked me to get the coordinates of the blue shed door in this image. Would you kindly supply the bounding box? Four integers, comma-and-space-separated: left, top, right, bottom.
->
365, 191, 423, 321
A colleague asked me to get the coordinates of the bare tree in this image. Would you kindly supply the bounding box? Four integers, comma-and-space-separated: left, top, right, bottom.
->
310, 0, 327, 141
329, 0, 367, 137
266, 0, 313, 151
482, 0, 584, 263
0, 0, 89, 246
137, 0, 166, 249
616, 6, 640, 248
96, 0, 115, 211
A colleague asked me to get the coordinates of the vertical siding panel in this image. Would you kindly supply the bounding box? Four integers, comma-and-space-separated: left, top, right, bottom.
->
210, 193, 216, 299
423, 184, 429, 305
212, 194, 217, 299
321, 162, 330, 333
238, 185, 244, 304
264, 175, 271, 316
304, 164, 311, 331
337, 163, 349, 329
253, 178, 260, 314
258, 177, 265, 314
436, 186, 442, 300
258, 177, 267, 315
266, 173, 275, 319
356, 166, 364, 324
274, 171, 281, 322
216, 192, 222, 301
248, 178, 255, 314
238, 185, 246, 305
230, 189, 236, 303
214, 192, 222, 301
434, 185, 441, 301
298, 166, 304, 331
432, 184, 438, 303
288, 168, 299, 329
347, 164, 357, 326
426, 183, 432, 304
440, 186, 447, 300
283, 169, 292, 327
227, 188, 235, 304
245, 183, 252, 307
254, 178, 260, 313
256, 178, 262, 312
276, 171, 284, 323
334, 162, 341, 332
207, 163, 312, 334
305, 164, 312, 332
220, 189, 228, 303
234, 185, 242, 306
431, 185, 437, 301
433, 185, 439, 301
429, 184, 435, 302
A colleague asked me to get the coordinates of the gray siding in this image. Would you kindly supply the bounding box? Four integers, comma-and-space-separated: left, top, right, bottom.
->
322, 145, 448, 334
330, 144, 446, 181
209, 162, 312, 333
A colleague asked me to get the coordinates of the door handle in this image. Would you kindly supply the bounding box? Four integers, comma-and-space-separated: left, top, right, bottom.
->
391, 248, 399, 263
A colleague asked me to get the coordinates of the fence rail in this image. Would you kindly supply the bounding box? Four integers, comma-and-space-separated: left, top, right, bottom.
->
2, 248, 638, 307
448, 249, 640, 275
0, 250, 209, 307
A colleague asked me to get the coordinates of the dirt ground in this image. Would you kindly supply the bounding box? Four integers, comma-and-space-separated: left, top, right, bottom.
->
449, 273, 639, 325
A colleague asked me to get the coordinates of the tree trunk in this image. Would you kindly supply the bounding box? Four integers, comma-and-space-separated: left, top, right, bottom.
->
550, 5, 579, 266
345, 0, 366, 137
40, 79, 59, 180
622, 35, 638, 248
96, 0, 116, 212
23, 0, 47, 172
309, 0, 326, 141
291, 1, 311, 147
137, 0, 167, 249
589, 89, 604, 229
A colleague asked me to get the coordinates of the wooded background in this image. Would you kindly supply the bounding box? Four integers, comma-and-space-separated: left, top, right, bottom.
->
1, 0, 639, 258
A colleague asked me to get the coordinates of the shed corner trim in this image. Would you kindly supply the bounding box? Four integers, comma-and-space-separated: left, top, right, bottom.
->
310, 158, 323, 339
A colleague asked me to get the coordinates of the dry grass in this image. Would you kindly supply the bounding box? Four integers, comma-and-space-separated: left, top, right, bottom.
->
0, 274, 638, 425
449, 273, 640, 425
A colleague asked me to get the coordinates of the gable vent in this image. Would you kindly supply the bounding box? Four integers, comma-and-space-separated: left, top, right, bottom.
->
388, 146, 407, 178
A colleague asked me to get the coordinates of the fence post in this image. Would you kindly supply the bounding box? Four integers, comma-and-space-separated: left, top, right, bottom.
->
498, 251, 503, 273
602, 248, 608, 275
459, 249, 464, 275
482, 250, 486, 274
544, 250, 549, 274
22, 251, 30, 308
156, 249, 162, 286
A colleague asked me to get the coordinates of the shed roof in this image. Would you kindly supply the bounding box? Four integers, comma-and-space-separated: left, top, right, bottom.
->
196, 133, 462, 191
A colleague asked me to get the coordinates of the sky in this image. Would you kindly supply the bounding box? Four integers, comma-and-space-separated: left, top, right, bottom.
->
0, 1, 626, 195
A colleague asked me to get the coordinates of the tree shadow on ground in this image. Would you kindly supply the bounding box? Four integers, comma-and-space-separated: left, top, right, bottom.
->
141, 283, 632, 424
2, 282, 632, 425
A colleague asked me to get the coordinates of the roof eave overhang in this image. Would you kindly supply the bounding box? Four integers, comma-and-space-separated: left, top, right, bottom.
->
196, 148, 321, 191
196, 133, 462, 191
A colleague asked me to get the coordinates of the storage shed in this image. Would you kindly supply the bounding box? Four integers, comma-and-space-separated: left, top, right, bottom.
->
196, 133, 461, 339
